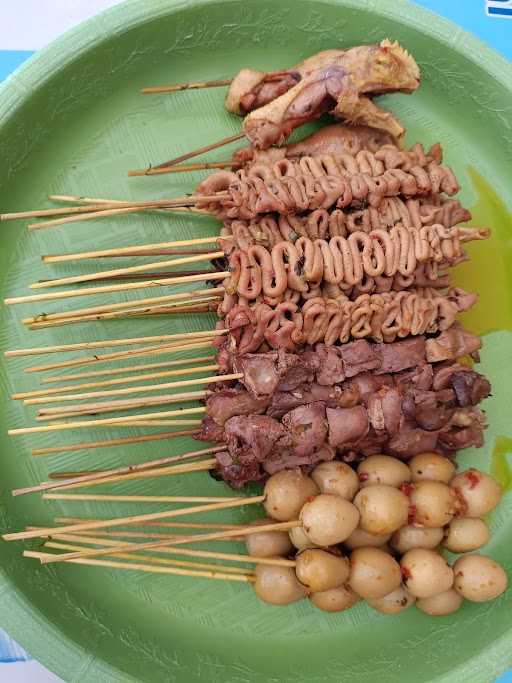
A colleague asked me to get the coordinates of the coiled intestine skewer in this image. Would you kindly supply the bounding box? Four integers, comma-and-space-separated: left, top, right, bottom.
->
223, 224, 487, 301
222, 287, 477, 352
196, 161, 460, 221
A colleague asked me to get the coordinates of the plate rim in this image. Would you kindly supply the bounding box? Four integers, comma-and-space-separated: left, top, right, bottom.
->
0, 0, 511, 681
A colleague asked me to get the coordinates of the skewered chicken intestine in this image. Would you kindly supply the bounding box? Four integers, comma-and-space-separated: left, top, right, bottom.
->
227, 41, 420, 147
217, 263, 455, 317
233, 123, 398, 167
217, 287, 476, 352
197, 158, 459, 220
219, 197, 472, 252
220, 225, 487, 300
214, 142, 443, 187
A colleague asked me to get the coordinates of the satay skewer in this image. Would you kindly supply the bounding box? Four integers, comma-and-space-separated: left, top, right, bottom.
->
3, 494, 266, 542
13, 363, 220, 399
27, 371, 242, 405
13, 444, 224, 496
25, 549, 256, 583
31, 251, 225, 289
8, 405, 207, 435
5, 328, 226, 357
22, 288, 224, 326
141, 78, 233, 95
42, 237, 220, 264
35, 391, 211, 420
85, 419, 202, 427
0, 194, 226, 230
5, 271, 228, 306
46, 194, 209, 220
42, 541, 255, 574
37, 269, 215, 284
127, 160, 236, 177
42, 533, 296, 569
25, 297, 220, 330
43, 493, 236, 503
35, 392, 211, 420
35, 518, 299, 565
40, 458, 218, 490
48, 530, 239, 540
24, 340, 215, 374
127, 132, 245, 175
39, 354, 215, 384
31, 428, 199, 457
44, 542, 253, 574
54, 517, 243, 531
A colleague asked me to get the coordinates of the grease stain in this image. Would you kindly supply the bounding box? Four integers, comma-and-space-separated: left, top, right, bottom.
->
454, 167, 512, 335
491, 436, 512, 492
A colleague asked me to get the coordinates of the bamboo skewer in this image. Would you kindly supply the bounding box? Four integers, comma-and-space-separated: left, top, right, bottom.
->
141, 78, 232, 94
55, 517, 242, 531
6, 328, 225, 357
37, 270, 215, 284
25, 340, 216, 374
28, 420, 200, 431
47, 194, 206, 211
36, 517, 296, 564
3, 495, 266, 541
43, 493, 234, 503
40, 354, 215, 384
27, 207, 168, 231
46, 531, 240, 544
44, 249, 217, 261
8, 405, 207, 435
1, 202, 156, 221
14, 445, 224, 496
35, 390, 211, 420
24, 194, 226, 231
43, 533, 296, 568
42, 540, 254, 574
37, 271, 216, 286
136, 521, 300, 548
26, 194, 226, 231
128, 133, 245, 176
29, 371, 242, 405
25, 297, 220, 330
31, 429, 197, 457
49, 471, 113, 479
31, 251, 225, 289
42, 237, 220, 263
22, 288, 224, 326
89, 420, 201, 427
49, 458, 217, 490
46, 194, 209, 220
25, 549, 255, 583
1, 196, 210, 223
26, 305, 214, 329
14, 363, 220, 399
45, 542, 252, 575
129, 161, 235, 176
5, 271, 228, 306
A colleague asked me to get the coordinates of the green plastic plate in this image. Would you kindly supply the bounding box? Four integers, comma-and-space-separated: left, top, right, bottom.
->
0, 1, 511, 681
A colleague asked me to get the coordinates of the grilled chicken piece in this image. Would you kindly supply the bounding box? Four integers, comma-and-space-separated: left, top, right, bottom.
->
225, 49, 345, 116
242, 40, 420, 148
